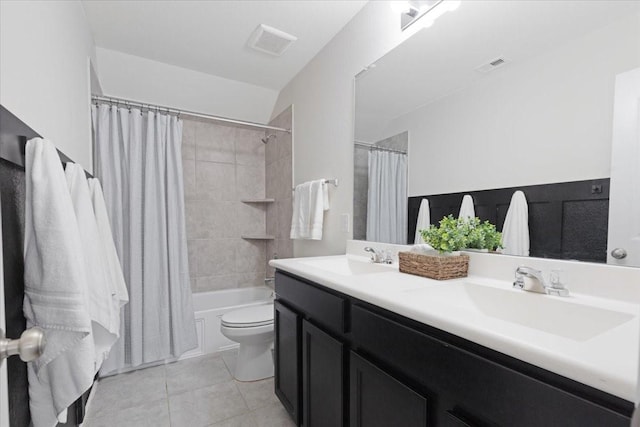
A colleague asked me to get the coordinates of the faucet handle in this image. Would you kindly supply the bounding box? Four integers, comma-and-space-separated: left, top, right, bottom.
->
547, 269, 570, 296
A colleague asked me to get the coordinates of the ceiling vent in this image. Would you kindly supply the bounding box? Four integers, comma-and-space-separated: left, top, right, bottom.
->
248, 24, 297, 56
475, 56, 509, 73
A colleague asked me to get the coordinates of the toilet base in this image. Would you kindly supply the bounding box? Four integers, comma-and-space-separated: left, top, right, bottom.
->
234, 342, 274, 381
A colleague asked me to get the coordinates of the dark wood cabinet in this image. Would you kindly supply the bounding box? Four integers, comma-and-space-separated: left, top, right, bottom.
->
350, 351, 428, 427
302, 320, 345, 427
274, 300, 301, 425
274, 270, 634, 427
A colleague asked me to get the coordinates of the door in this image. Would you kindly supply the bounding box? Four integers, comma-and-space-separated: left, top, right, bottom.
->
274, 301, 301, 425
302, 320, 344, 427
607, 67, 640, 266
350, 352, 428, 427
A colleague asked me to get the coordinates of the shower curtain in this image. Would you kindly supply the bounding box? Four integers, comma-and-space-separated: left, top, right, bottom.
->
92, 104, 197, 374
366, 150, 408, 244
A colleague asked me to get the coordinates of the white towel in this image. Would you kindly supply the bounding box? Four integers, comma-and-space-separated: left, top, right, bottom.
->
24, 138, 95, 427
458, 194, 475, 220
290, 179, 328, 240
65, 163, 118, 371
501, 191, 530, 256
87, 178, 129, 312
413, 199, 431, 244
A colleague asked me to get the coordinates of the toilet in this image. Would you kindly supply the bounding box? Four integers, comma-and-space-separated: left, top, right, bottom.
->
220, 303, 274, 381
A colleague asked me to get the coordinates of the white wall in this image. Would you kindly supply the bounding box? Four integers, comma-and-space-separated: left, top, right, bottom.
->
383, 14, 640, 197
96, 48, 279, 124
271, 1, 428, 257
0, 0, 96, 172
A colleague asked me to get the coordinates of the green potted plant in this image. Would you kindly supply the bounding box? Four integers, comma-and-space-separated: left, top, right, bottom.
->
462, 217, 503, 252
420, 215, 468, 254
399, 215, 471, 280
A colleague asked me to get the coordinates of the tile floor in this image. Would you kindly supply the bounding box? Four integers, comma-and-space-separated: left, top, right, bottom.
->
84, 350, 295, 427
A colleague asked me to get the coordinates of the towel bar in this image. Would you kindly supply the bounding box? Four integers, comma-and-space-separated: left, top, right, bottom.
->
292, 178, 338, 191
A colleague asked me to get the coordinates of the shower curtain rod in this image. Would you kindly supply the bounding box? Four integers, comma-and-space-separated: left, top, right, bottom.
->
91, 95, 291, 134
354, 140, 407, 155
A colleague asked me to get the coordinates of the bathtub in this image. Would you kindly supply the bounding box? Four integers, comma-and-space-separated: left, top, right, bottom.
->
180, 287, 274, 360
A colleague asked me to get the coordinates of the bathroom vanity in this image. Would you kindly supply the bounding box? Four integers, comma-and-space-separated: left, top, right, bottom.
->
271, 253, 638, 427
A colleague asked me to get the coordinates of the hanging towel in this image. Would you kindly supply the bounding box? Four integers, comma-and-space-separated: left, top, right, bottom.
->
65, 163, 119, 372
290, 179, 328, 240
24, 138, 95, 427
88, 178, 129, 312
501, 190, 530, 256
414, 199, 431, 244
458, 194, 475, 220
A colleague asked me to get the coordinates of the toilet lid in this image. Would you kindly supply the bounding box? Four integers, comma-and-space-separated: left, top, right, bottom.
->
221, 303, 274, 328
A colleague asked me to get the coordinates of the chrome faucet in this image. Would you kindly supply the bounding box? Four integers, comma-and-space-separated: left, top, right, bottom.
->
513, 266, 569, 297
364, 247, 393, 264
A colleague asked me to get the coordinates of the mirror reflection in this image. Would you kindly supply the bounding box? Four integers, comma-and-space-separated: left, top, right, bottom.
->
354, 0, 640, 265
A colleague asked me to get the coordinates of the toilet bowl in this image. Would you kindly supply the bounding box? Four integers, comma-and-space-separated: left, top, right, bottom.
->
220, 303, 274, 381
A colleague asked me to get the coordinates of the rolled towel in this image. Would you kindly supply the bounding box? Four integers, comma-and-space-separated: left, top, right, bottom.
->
458, 194, 475, 220
24, 138, 95, 426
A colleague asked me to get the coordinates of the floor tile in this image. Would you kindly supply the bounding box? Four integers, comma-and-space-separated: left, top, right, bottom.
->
251, 403, 296, 427
87, 364, 167, 418
235, 378, 279, 410
207, 412, 258, 427
169, 381, 249, 427
221, 349, 238, 376
84, 398, 170, 427
166, 353, 232, 395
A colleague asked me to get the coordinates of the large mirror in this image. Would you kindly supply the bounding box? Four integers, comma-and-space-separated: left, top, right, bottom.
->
354, 0, 640, 266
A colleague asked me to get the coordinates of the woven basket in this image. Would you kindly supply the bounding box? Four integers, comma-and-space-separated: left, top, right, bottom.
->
398, 251, 469, 280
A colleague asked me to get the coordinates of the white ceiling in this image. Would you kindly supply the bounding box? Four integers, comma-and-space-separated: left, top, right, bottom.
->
82, 0, 367, 90
356, 0, 640, 141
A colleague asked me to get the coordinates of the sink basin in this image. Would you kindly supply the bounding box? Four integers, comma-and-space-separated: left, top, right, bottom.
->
299, 257, 394, 276
406, 282, 635, 341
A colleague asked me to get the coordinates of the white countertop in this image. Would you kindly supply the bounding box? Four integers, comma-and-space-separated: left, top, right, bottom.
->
270, 254, 640, 402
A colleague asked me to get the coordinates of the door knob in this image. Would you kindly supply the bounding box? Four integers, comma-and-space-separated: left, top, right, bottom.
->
611, 248, 628, 260
0, 327, 46, 362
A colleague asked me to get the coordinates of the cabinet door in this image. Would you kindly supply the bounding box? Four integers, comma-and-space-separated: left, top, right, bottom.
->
302, 320, 345, 427
350, 352, 428, 427
274, 301, 301, 425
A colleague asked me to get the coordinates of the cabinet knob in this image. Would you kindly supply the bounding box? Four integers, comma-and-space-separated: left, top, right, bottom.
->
0, 327, 46, 362
611, 248, 627, 259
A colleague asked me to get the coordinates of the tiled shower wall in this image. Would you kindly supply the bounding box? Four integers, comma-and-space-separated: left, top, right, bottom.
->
266, 106, 293, 277
182, 117, 268, 293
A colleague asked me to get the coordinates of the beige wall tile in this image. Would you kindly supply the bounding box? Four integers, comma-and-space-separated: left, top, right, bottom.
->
195, 275, 237, 292
236, 164, 265, 200
194, 239, 236, 277
237, 203, 266, 236
235, 128, 265, 166
235, 239, 266, 274
235, 273, 266, 288
196, 161, 236, 201
275, 198, 292, 240
196, 121, 235, 164
182, 119, 197, 160
182, 159, 196, 201
186, 200, 237, 239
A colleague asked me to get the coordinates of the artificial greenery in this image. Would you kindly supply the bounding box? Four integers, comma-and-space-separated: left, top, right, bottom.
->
419, 215, 503, 254
464, 217, 503, 251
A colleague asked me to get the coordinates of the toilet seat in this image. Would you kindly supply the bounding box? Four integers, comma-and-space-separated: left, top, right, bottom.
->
221, 303, 274, 328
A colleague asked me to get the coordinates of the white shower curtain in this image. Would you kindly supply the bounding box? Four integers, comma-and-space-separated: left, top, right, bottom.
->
92, 104, 197, 374
366, 150, 408, 244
